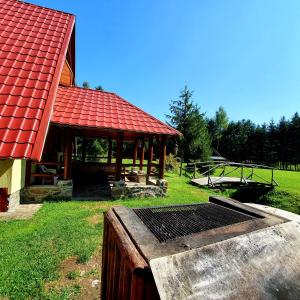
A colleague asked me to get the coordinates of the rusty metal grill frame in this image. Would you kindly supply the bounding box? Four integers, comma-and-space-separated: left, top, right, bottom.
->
133, 203, 258, 242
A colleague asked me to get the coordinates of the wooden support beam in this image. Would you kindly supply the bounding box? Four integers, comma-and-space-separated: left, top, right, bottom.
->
64, 130, 72, 180
133, 139, 138, 167
139, 137, 145, 171
115, 133, 124, 181
159, 136, 167, 179
25, 160, 32, 187
108, 139, 112, 164
81, 138, 87, 163
147, 137, 154, 177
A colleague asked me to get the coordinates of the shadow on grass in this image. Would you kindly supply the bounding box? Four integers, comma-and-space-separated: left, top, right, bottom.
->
230, 187, 274, 203
230, 187, 300, 214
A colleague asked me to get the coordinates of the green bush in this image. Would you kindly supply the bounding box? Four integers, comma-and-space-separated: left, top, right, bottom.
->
165, 154, 180, 173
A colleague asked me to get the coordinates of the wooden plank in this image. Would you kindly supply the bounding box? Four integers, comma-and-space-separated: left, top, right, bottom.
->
158, 136, 166, 179
105, 210, 148, 269
31, 173, 63, 177
59, 59, 74, 86
31, 162, 63, 166
139, 137, 145, 171
101, 209, 151, 299
108, 139, 112, 164
63, 129, 72, 180
122, 163, 147, 167
115, 133, 124, 181
133, 139, 138, 167
147, 137, 153, 177
81, 138, 87, 163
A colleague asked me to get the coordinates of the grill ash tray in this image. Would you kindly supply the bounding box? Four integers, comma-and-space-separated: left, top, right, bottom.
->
113, 196, 287, 261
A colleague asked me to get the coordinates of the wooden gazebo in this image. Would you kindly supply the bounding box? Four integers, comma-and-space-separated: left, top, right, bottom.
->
26, 86, 180, 186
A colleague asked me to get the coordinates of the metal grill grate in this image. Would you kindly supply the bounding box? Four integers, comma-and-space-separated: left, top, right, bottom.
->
133, 203, 257, 242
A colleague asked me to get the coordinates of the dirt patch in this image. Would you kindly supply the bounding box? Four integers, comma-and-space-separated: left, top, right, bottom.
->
80, 203, 112, 212
86, 214, 101, 225
45, 250, 102, 300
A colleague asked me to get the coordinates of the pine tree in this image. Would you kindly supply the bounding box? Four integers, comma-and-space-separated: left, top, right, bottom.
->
210, 106, 229, 151
95, 85, 104, 91
82, 81, 90, 88
166, 86, 211, 161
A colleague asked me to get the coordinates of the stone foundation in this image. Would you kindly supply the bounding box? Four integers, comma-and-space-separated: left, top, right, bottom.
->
7, 189, 21, 212
21, 180, 73, 203
111, 180, 168, 199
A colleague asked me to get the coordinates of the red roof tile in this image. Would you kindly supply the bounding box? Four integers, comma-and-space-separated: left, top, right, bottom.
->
52, 86, 180, 136
0, 0, 75, 160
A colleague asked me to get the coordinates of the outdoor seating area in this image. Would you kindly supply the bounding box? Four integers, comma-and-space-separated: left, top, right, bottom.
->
24, 120, 173, 200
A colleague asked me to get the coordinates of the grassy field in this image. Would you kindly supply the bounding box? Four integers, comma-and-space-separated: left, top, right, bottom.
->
0, 173, 210, 300
0, 170, 299, 299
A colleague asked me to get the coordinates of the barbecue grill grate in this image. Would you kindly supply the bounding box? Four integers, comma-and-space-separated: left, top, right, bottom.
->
133, 203, 258, 242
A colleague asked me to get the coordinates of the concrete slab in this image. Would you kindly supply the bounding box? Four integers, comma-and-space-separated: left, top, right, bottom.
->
0, 204, 42, 221
246, 203, 300, 224
150, 220, 300, 300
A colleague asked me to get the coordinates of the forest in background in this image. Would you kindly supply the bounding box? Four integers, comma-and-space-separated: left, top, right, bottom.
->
167, 86, 300, 171
75, 82, 300, 171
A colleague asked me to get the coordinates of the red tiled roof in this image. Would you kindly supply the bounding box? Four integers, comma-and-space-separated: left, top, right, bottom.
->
0, 0, 75, 160
52, 86, 180, 136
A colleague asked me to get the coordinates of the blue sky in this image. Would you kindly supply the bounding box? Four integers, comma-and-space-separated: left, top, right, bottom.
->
29, 0, 300, 124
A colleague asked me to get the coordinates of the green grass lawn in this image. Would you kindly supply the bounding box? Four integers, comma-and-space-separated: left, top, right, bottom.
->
0, 173, 210, 300
0, 170, 299, 299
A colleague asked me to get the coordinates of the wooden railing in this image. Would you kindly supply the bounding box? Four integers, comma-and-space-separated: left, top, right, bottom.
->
180, 161, 278, 187
28, 160, 160, 186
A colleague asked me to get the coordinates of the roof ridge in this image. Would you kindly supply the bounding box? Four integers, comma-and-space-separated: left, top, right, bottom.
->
11, 0, 75, 17
59, 85, 116, 96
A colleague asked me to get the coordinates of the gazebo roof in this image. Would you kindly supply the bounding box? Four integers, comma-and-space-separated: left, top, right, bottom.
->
0, 0, 180, 162
51, 86, 180, 137
0, 0, 75, 160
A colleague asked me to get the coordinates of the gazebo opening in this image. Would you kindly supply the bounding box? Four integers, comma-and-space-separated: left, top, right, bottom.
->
25, 124, 169, 199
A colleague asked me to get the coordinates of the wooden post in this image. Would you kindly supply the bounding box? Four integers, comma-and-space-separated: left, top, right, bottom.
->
158, 136, 166, 179
115, 133, 124, 181
133, 139, 138, 167
64, 130, 72, 180
240, 165, 244, 183
207, 167, 210, 186
81, 138, 86, 163
108, 139, 112, 164
179, 160, 183, 176
139, 137, 145, 171
25, 160, 32, 187
147, 137, 154, 178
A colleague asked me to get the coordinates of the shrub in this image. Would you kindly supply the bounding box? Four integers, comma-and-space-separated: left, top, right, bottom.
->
165, 154, 180, 173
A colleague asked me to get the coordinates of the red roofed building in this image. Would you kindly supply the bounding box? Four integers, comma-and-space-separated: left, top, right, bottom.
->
0, 0, 180, 210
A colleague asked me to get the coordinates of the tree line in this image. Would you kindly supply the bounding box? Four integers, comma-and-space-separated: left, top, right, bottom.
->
167, 86, 300, 170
